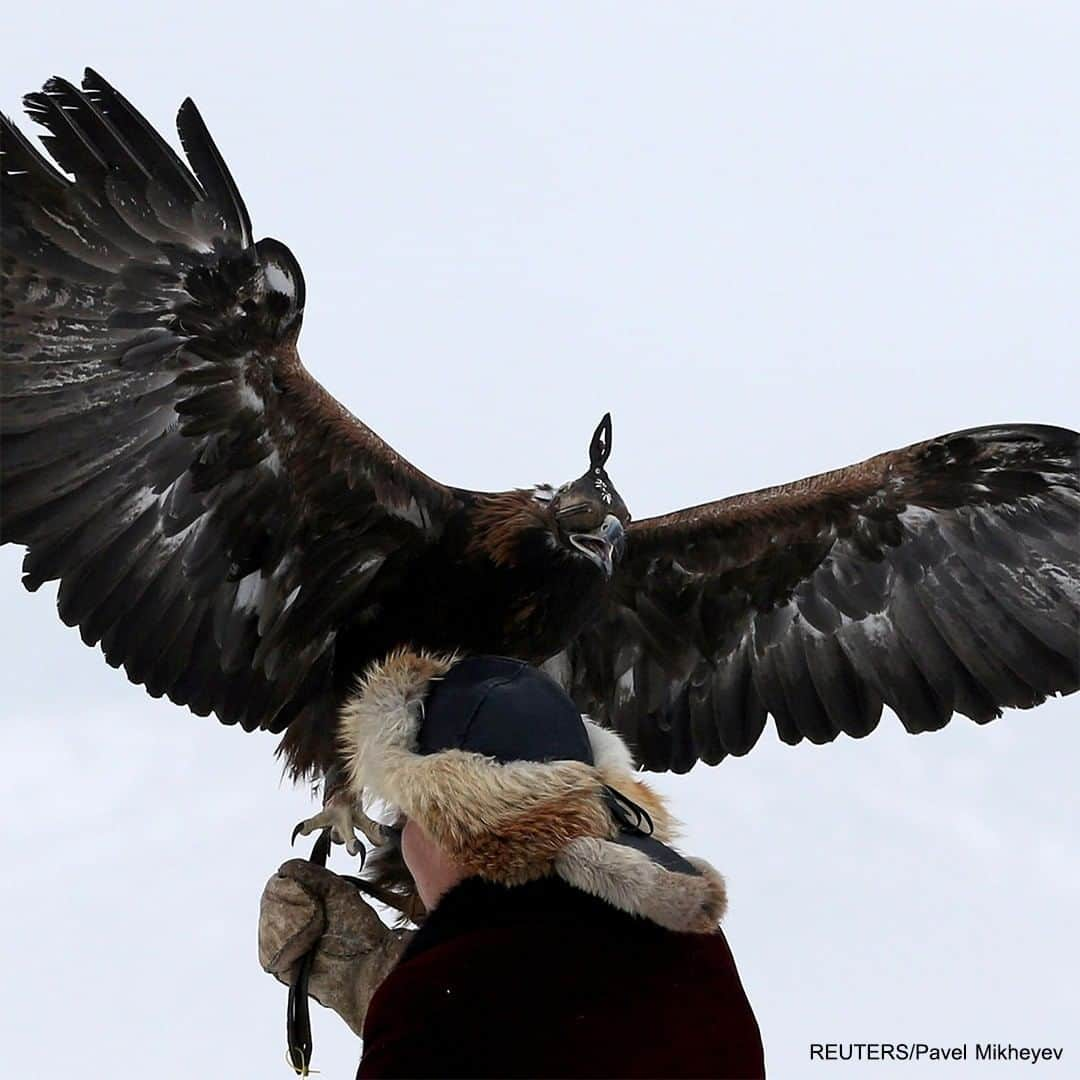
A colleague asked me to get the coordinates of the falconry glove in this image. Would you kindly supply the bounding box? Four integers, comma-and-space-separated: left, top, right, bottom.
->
258, 859, 412, 1035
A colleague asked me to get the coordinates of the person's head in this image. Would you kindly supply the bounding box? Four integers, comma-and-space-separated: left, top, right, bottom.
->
396, 655, 595, 910
341, 650, 726, 930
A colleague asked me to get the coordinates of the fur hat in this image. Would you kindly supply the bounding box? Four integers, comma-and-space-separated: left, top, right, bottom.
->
337, 649, 727, 933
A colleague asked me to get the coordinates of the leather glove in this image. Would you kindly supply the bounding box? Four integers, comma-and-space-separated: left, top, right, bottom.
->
259, 859, 413, 1035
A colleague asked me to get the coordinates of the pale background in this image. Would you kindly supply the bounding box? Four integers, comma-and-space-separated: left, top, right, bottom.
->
2, 3, 1077, 1077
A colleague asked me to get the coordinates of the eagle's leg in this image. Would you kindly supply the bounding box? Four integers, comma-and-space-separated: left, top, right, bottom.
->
293, 770, 387, 857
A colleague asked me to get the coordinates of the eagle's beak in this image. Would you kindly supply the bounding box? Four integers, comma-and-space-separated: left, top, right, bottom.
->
570, 514, 625, 577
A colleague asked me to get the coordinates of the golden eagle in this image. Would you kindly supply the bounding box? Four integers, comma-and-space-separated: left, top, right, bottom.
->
3, 72, 1078, 851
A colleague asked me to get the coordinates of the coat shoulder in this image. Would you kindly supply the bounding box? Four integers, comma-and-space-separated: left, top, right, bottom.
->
358, 879, 764, 1079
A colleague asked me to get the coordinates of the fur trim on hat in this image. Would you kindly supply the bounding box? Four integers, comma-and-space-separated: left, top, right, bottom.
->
338, 648, 726, 932
556, 839, 727, 933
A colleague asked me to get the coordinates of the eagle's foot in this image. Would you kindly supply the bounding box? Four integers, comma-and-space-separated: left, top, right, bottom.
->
292, 789, 387, 857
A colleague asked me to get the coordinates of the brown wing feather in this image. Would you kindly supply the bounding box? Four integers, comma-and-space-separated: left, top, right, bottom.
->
630, 445, 902, 544
550, 425, 1080, 772
1, 71, 463, 754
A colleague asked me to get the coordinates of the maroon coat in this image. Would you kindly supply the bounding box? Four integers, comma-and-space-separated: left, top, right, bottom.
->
358, 876, 764, 1079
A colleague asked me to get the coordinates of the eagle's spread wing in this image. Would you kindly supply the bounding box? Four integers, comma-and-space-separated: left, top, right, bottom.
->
549, 425, 1080, 772
1, 71, 463, 738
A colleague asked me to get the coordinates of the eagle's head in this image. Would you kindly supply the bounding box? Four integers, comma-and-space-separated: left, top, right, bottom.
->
539, 413, 629, 578
470, 415, 629, 581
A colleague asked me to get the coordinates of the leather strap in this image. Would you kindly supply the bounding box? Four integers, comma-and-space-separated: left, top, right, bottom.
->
285, 828, 333, 1075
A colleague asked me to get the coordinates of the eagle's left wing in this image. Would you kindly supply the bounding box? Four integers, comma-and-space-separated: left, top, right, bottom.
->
547, 425, 1080, 772
0, 71, 468, 770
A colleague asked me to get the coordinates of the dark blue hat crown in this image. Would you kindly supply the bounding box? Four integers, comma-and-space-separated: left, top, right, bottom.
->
420, 657, 593, 766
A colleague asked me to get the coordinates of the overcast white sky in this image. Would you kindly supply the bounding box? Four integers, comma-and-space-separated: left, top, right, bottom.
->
2, 3, 1078, 1078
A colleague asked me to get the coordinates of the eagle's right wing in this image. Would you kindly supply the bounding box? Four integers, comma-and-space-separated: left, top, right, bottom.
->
551, 425, 1079, 772
1, 70, 465, 745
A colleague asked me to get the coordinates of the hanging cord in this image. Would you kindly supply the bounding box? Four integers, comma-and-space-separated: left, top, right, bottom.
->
284, 822, 419, 1072
285, 828, 366, 1076
285, 827, 332, 1075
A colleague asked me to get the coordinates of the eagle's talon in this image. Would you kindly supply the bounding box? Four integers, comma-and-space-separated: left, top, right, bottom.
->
344, 833, 368, 858
292, 789, 386, 857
